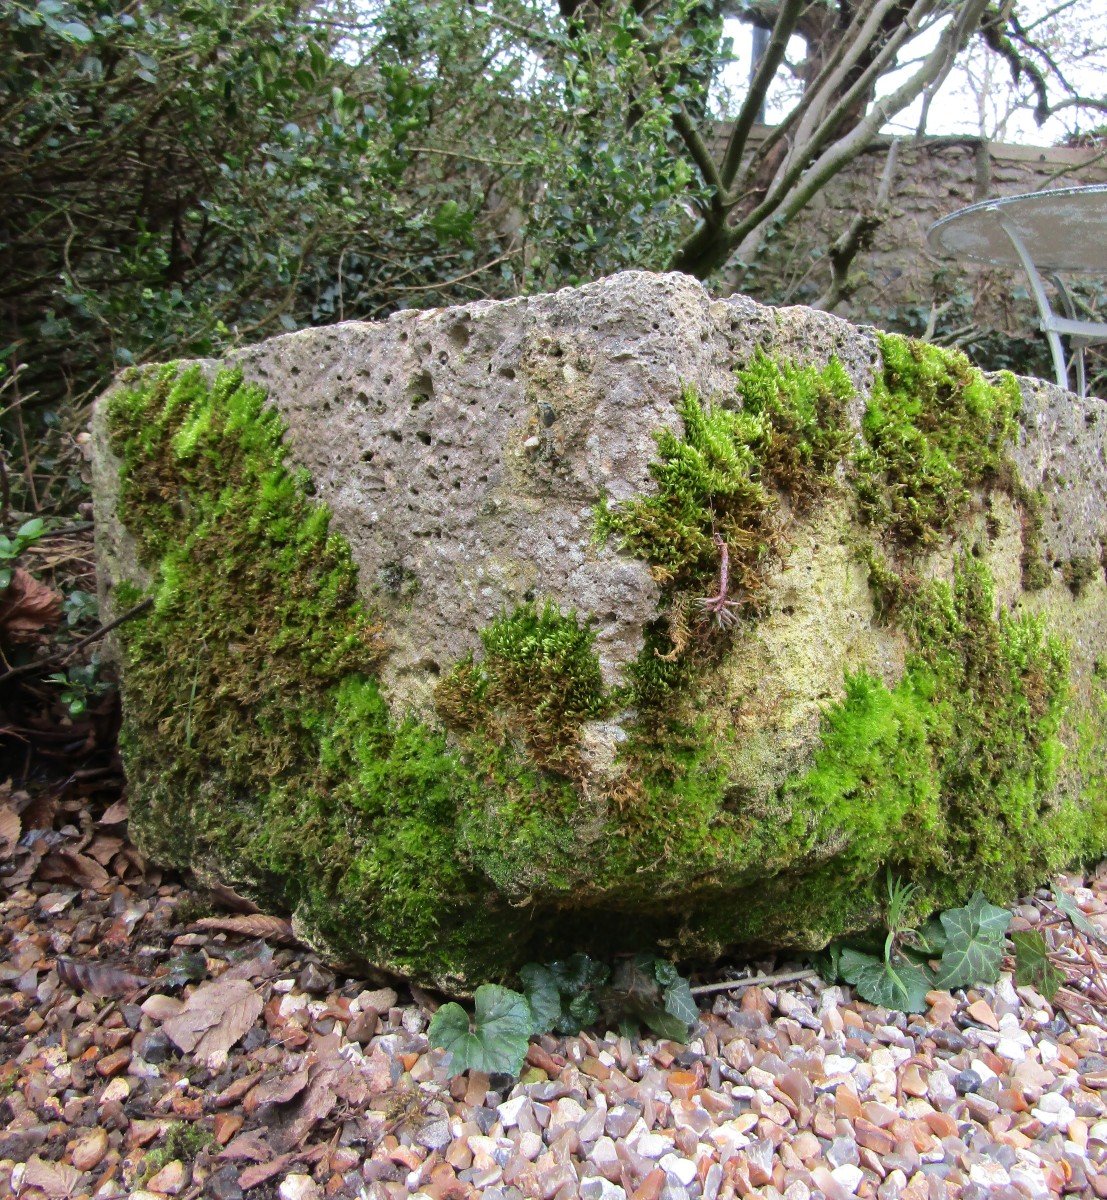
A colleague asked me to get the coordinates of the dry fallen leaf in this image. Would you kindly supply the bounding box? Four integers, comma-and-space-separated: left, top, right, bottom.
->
192, 913, 298, 945
57, 957, 150, 998
237, 1152, 301, 1190
219, 1130, 273, 1163
98, 799, 129, 825
161, 975, 264, 1068
207, 881, 262, 914
85, 835, 125, 866
22, 1156, 85, 1198
0, 806, 20, 857
0, 567, 62, 643
244, 1066, 310, 1113
39, 849, 111, 891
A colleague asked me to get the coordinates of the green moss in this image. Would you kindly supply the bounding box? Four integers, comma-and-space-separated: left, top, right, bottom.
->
1013, 483, 1052, 591
106, 365, 528, 986
437, 601, 610, 771
595, 352, 853, 598
593, 385, 772, 592
140, 1121, 214, 1183
735, 349, 855, 507
854, 334, 1020, 547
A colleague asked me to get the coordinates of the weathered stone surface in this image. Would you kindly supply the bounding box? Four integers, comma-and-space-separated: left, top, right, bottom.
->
91, 271, 1107, 988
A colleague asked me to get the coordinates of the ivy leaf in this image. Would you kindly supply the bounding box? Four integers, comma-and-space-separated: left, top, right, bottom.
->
610, 952, 664, 1008
567, 991, 601, 1030
913, 916, 948, 956
518, 964, 562, 1036
662, 977, 699, 1029
653, 959, 679, 988
548, 953, 608, 994
641, 1007, 691, 1042
811, 941, 844, 983
428, 985, 532, 1078
1053, 886, 1099, 939
933, 892, 1011, 990
1012, 930, 1064, 1000
839, 948, 933, 1013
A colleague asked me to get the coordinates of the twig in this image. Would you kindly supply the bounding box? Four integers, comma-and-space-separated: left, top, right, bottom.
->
690, 968, 817, 997
0, 598, 151, 687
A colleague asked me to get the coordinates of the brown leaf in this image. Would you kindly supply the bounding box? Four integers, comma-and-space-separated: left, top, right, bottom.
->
21, 791, 58, 830
207, 881, 261, 914
244, 1067, 310, 1113
22, 1156, 85, 1198
270, 1033, 348, 1151
57, 957, 150, 998
98, 799, 129, 825
39, 850, 111, 891
161, 976, 264, 1068
238, 1152, 300, 1190
219, 943, 279, 983
4, 844, 44, 887
219, 1130, 273, 1163
85, 835, 124, 866
0, 806, 20, 857
193, 913, 298, 945
0, 568, 62, 644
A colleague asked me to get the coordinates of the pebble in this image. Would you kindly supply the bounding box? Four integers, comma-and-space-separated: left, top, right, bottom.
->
146, 1160, 187, 1195
278, 1175, 322, 1200
70, 1126, 109, 1171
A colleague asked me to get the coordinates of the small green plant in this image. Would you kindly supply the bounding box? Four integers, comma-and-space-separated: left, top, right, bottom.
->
62, 589, 98, 626
46, 656, 109, 716
819, 874, 1012, 1013
429, 952, 699, 1078
139, 1120, 214, 1183
1011, 930, 1065, 998
428, 984, 533, 1077
519, 953, 610, 1035
832, 874, 935, 1013
0, 517, 45, 590
604, 953, 699, 1041
1011, 881, 1104, 1001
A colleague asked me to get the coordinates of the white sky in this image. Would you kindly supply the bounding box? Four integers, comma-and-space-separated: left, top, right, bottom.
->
715, 3, 1107, 147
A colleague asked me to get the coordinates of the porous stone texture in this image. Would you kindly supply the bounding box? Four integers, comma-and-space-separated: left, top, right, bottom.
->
91, 271, 1107, 988
226, 275, 880, 714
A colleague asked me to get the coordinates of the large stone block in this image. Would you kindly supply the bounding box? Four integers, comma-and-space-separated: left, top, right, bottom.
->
91, 272, 1107, 989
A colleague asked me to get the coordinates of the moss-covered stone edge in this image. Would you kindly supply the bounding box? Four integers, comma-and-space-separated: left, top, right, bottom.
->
102, 347, 1106, 987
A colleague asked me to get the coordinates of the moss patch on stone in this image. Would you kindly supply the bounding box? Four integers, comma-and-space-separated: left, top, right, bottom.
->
436, 601, 610, 772
595, 350, 853, 599
854, 334, 1021, 547
106, 365, 532, 987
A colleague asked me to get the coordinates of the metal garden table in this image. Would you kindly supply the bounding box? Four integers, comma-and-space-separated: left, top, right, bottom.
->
927, 184, 1107, 398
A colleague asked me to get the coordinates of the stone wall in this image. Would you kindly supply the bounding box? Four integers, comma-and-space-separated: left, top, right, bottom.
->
716, 127, 1107, 352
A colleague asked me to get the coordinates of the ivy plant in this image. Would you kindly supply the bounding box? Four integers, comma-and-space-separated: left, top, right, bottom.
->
0, 517, 45, 591
519, 953, 610, 1035
1009, 881, 1101, 1001
818, 876, 1013, 1013
1011, 930, 1065, 998
603, 953, 700, 1042
429, 952, 700, 1078
929, 891, 1011, 990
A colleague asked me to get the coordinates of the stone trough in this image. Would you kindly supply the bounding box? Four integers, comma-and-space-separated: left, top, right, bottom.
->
91, 272, 1107, 990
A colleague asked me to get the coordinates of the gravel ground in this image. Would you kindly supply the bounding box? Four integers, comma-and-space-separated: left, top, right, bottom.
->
2, 785, 1107, 1200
